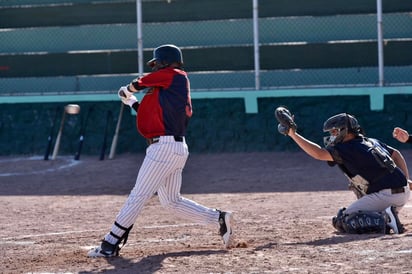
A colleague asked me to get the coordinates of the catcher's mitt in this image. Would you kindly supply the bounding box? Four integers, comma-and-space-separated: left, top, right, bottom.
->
274, 106, 297, 135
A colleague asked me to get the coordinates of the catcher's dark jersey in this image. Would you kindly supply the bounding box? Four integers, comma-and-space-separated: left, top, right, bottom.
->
326, 136, 407, 194
135, 67, 192, 138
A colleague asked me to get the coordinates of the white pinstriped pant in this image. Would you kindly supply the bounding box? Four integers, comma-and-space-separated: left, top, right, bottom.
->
105, 136, 220, 244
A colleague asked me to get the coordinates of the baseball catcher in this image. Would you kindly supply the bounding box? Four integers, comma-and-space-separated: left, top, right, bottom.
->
275, 106, 410, 234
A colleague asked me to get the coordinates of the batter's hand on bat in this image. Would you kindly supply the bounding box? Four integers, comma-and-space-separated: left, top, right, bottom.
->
118, 86, 138, 107
118, 86, 134, 99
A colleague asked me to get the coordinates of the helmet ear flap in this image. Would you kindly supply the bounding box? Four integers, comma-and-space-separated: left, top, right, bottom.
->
345, 113, 350, 131
345, 113, 361, 134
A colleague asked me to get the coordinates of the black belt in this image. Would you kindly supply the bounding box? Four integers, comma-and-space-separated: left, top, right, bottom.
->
146, 136, 183, 145
391, 187, 405, 194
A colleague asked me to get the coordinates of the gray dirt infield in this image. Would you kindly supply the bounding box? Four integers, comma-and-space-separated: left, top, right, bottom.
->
1, 151, 412, 273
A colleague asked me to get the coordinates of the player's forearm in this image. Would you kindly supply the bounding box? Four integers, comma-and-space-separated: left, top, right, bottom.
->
128, 78, 147, 92
392, 150, 410, 179
289, 131, 331, 161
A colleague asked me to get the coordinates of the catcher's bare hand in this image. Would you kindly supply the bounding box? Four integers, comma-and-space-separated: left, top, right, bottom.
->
393, 127, 409, 143
274, 106, 297, 136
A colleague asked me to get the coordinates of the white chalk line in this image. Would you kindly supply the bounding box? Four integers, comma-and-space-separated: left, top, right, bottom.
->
81, 236, 191, 251
0, 223, 200, 244
1, 240, 36, 245
0, 156, 81, 177
355, 249, 412, 255
24, 272, 75, 274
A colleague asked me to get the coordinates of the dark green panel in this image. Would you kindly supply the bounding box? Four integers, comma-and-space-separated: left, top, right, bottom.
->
0, 101, 146, 156
2, 0, 412, 28
182, 46, 255, 71
259, 0, 412, 17
1, 41, 412, 77
0, 3, 136, 28
384, 40, 412, 66
0, 50, 141, 77
2, 94, 412, 156
260, 42, 378, 69
0, 47, 255, 77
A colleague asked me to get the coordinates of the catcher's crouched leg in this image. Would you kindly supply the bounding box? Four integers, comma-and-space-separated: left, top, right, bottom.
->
332, 208, 386, 234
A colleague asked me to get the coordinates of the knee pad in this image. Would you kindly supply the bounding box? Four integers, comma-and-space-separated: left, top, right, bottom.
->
342, 211, 386, 234
332, 207, 346, 233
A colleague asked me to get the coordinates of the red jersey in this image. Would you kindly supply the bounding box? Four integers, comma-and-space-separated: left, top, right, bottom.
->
135, 67, 193, 138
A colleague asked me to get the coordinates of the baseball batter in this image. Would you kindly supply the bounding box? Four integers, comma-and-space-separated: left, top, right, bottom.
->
276, 108, 410, 234
88, 44, 234, 257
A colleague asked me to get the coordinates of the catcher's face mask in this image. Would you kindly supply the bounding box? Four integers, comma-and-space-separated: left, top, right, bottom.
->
323, 113, 353, 147
323, 128, 347, 147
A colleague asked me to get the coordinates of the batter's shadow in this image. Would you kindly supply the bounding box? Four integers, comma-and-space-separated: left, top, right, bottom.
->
79, 249, 227, 274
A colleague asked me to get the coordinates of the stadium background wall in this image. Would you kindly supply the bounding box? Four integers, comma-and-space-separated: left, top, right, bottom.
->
1, 95, 411, 156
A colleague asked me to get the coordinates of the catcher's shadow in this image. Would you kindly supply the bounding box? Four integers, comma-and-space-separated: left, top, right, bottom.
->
79, 249, 227, 274
252, 233, 387, 252
287, 233, 385, 247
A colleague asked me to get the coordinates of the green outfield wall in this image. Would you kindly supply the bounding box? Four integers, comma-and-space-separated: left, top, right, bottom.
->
1, 92, 412, 157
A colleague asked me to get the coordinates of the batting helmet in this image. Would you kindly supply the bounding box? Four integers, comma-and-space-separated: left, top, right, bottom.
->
323, 113, 361, 147
147, 44, 183, 69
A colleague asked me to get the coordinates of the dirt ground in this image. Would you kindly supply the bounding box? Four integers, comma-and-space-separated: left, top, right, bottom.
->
2, 150, 412, 274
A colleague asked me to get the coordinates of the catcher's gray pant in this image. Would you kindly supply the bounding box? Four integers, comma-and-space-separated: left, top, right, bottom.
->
345, 186, 410, 214
105, 136, 220, 245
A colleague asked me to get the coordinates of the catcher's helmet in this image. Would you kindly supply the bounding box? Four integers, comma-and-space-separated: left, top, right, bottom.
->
323, 113, 361, 147
147, 44, 183, 69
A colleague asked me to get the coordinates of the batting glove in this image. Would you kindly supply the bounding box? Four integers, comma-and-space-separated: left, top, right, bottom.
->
121, 94, 138, 107
117, 85, 134, 100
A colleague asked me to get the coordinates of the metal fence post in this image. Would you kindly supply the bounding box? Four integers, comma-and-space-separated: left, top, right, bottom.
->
253, 0, 260, 90
377, 0, 384, 86
136, 0, 143, 75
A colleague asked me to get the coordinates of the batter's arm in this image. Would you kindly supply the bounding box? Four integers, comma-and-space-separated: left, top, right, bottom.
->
128, 79, 146, 92
288, 129, 334, 162
129, 70, 170, 91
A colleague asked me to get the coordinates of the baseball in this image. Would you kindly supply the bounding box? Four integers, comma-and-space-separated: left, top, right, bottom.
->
65, 104, 80, 114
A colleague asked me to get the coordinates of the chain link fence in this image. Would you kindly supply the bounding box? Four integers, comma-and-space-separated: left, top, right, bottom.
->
0, 0, 411, 95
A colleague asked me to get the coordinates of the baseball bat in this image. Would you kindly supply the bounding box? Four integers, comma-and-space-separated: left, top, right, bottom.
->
44, 106, 60, 160
74, 106, 94, 160
108, 103, 125, 160
51, 110, 67, 160
51, 104, 80, 160
99, 110, 112, 160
